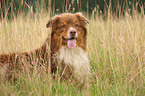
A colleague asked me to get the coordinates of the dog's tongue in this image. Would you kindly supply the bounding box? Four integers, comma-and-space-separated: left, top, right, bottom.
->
67, 39, 77, 49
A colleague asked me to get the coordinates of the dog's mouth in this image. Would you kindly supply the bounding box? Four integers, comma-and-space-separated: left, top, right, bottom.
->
62, 37, 77, 49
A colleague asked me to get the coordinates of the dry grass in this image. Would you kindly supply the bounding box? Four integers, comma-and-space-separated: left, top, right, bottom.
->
88, 13, 145, 95
0, 11, 49, 54
0, 5, 145, 96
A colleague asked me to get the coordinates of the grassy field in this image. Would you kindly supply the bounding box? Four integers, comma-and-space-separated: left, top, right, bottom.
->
0, 5, 145, 96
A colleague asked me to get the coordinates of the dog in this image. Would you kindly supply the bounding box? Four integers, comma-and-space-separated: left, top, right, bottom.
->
0, 13, 90, 86
47, 13, 90, 86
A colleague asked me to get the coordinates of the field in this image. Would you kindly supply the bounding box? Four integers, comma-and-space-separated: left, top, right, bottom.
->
0, 4, 145, 96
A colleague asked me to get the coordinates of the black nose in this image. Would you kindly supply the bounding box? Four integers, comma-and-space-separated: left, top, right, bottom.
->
69, 28, 76, 37
70, 31, 76, 36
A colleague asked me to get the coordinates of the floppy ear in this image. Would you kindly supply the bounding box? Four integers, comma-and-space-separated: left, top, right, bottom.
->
74, 12, 89, 24
46, 15, 60, 28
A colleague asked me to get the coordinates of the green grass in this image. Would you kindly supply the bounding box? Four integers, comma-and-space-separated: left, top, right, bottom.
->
0, 7, 145, 96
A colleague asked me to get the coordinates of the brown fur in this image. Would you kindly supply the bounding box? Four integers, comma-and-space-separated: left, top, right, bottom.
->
47, 13, 89, 71
0, 13, 90, 86
47, 13, 90, 86
0, 37, 50, 81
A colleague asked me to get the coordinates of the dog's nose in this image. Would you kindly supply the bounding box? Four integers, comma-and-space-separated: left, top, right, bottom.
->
68, 27, 78, 39
70, 30, 76, 36
69, 28, 77, 37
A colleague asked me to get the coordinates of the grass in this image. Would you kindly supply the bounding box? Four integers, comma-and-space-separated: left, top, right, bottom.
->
0, 4, 145, 96
88, 14, 145, 95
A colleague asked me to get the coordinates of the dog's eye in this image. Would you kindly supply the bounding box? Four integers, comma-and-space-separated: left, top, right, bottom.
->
61, 25, 65, 27
75, 24, 79, 26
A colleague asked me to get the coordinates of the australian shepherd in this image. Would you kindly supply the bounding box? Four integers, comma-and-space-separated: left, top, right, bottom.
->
0, 13, 90, 86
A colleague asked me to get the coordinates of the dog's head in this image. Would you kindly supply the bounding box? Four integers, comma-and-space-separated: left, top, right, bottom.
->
46, 13, 89, 50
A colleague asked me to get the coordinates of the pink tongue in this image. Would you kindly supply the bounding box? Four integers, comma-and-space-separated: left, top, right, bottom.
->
67, 39, 77, 49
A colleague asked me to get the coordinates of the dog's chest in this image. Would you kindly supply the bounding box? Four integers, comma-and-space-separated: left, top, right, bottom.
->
57, 46, 89, 69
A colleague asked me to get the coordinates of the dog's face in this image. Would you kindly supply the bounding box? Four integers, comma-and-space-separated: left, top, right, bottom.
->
46, 13, 89, 50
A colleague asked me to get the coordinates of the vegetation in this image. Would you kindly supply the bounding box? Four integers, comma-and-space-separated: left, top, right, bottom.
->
1, 0, 145, 18
0, 0, 145, 96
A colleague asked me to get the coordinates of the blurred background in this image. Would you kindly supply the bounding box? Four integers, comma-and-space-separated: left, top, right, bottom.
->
1, 0, 145, 19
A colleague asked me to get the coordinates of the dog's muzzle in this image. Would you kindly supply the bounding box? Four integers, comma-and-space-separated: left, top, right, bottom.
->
67, 27, 78, 39
62, 27, 78, 49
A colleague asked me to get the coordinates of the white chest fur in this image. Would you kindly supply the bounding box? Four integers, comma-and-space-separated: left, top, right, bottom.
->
57, 46, 90, 78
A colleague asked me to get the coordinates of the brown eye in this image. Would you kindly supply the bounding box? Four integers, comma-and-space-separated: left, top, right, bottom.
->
61, 25, 65, 27
75, 24, 79, 26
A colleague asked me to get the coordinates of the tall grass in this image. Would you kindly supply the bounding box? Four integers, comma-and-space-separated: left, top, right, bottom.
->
0, 1, 145, 96
88, 12, 145, 95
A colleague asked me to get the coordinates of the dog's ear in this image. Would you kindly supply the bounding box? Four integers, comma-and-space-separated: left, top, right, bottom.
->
46, 15, 60, 28
74, 12, 89, 24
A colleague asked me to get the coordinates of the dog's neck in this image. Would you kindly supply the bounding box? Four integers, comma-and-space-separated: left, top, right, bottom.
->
58, 46, 88, 67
